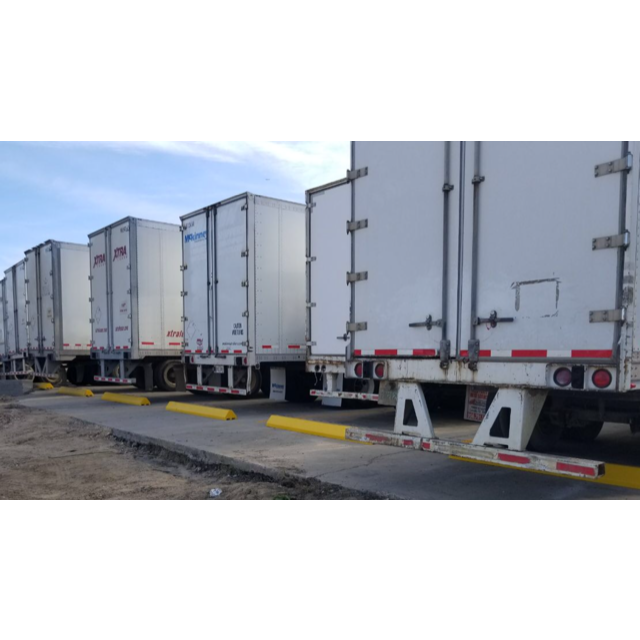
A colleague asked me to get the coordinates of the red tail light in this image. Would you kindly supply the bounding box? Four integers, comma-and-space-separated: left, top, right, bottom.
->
354, 363, 363, 378
592, 369, 612, 389
375, 363, 385, 378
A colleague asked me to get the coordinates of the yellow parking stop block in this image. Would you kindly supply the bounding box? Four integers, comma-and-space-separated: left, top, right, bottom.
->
34, 382, 54, 390
166, 401, 236, 421
267, 415, 349, 441
57, 387, 94, 398
102, 392, 150, 407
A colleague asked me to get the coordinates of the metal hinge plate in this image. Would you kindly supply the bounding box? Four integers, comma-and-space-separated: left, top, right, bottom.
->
307, 341, 317, 347
306, 256, 316, 263
242, 311, 249, 317
180, 264, 187, 271
347, 322, 367, 332
594, 153, 633, 178
181, 291, 187, 297
347, 167, 368, 181
307, 202, 316, 211
592, 231, 630, 251
306, 302, 316, 308
347, 219, 368, 233
241, 249, 249, 257
347, 271, 368, 284
241, 280, 249, 288
590, 308, 626, 323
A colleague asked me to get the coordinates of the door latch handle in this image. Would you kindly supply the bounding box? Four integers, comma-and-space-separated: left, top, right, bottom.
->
409, 315, 443, 331
475, 311, 514, 328
336, 334, 349, 341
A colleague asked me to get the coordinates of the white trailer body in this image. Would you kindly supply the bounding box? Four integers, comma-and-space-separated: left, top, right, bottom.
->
343, 141, 640, 453
0, 278, 6, 365
1, 261, 31, 378
89, 217, 183, 390
182, 193, 309, 398
24, 241, 92, 383
305, 179, 378, 405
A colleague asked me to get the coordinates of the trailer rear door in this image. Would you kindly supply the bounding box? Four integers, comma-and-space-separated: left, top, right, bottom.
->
39, 244, 55, 350
309, 181, 352, 357
351, 142, 460, 358
90, 230, 110, 352
110, 221, 133, 351
25, 250, 39, 350
459, 142, 626, 362
0, 280, 6, 358
215, 197, 248, 355
15, 261, 28, 352
182, 209, 212, 354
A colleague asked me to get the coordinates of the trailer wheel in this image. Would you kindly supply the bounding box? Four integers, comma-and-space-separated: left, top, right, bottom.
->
564, 421, 604, 443
527, 415, 564, 453
41, 367, 66, 387
154, 360, 181, 392
247, 369, 262, 397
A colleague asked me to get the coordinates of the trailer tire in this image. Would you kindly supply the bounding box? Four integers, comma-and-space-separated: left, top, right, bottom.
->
527, 415, 564, 453
41, 366, 66, 387
154, 360, 181, 392
247, 369, 262, 397
564, 421, 604, 443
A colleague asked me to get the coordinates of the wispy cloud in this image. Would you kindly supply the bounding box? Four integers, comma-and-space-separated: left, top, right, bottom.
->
44, 141, 350, 189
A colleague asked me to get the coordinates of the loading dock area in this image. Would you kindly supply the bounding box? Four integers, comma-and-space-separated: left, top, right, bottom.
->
14, 387, 640, 499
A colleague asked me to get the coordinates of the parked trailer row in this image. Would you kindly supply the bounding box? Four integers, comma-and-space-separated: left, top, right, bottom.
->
307, 141, 640, 457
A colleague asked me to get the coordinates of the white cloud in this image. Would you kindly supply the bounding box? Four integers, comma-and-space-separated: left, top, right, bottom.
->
54, 141, 351, 189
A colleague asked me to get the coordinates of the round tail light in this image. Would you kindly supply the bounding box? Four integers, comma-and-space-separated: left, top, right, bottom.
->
592, 369, 612, 389
553, 367, 572, 387
375, 363, 385, 378
354, 363, 363, 378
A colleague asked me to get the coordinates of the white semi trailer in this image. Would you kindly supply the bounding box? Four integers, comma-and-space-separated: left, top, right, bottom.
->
24, 240, 93, 385
2, 260, 32, 379
89, 217, 184, 391
181, 192, 314, 400
340, 141, 640, 457
0, 278, 6, 374
305, 178, 378, 406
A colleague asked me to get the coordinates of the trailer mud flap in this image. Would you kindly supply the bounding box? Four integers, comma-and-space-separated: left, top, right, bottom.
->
269, 367, 286, 401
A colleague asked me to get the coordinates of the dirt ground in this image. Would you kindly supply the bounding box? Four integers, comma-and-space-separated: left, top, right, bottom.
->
0, 398, 373, 500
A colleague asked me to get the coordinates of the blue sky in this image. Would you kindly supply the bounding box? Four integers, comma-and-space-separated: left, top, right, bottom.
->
0, 142, 349, 274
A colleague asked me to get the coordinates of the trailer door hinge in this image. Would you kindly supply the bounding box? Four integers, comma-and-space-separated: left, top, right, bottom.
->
242, 311, 249, 317
306, 302, 316, 308
347, 271, 368, 284
347, 167, 368, 181
595, 153, 633, 177
306, 256, 316, 263
88, 275, 94, 281
347, 219, 368, 233
347, 321, 367, 333
90, 319, 95, 324
590, 308, 626, 323
472, 175, 485, 185
409, 315, 444, 331
180, 264, 187, 271
241, 204, 248, 211
592, 231, 630, 251
307, 202, 316, 211
241, 249, 249, 257
475, 310, 514, 328
181, 291, 187, 297
443, 183, 455, 193
241, 280, 249, 287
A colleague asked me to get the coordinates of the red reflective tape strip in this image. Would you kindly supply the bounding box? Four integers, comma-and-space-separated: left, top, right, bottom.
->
571, 350, 613, 359
353, 350, 362, 356
288, 345, 301, 349
374, 349, 397, 356
498, 453, 531, 465
169, 342, 181, 346
221, 350, 230, 354
141, 342, 154, 345
262, 345, 272, 349
123, 346, 129, 349
512, 350, 547, 358
556, 462, 597, 477
74, 343, 81, 347
195, 350, 203, 354
234, 350, 243, 354
421, 442, 431, 451
402, 439, 414, 447
412, 349, 437, 357
196, 386, 203, 391
459, 350, 469, 357
231, 390, 240, 395
366, 433, 388, 443
479, 350, 492, 357
63, 343, 70, 347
